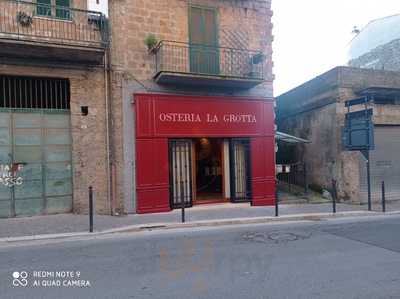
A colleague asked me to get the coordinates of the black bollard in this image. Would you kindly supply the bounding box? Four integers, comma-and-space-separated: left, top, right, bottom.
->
381, 181, 386, 213
275, 186, 279, 217
303, 163, 308, 195
180, 181, 185, 223
332, 179, 337, 214
89, 186, 94, 233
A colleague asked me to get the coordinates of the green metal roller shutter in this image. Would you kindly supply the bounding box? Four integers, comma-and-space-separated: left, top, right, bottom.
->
0, 111, 72, 217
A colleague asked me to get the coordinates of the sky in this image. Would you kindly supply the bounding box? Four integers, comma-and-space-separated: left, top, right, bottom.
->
272, 0, 400, 96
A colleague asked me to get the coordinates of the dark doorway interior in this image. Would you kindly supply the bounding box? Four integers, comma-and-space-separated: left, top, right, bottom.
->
194, 138, 224, 202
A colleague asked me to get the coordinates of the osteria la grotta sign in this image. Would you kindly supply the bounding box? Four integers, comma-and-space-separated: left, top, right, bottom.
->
158, 112, 257, 123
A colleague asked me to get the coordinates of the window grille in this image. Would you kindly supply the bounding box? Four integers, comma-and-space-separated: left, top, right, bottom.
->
0, 75, 70, 110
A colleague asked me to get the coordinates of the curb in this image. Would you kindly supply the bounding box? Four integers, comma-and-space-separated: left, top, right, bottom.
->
0, 210, 392, 245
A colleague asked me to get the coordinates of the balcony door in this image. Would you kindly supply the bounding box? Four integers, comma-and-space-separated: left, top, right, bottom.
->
189, 6, 220, 75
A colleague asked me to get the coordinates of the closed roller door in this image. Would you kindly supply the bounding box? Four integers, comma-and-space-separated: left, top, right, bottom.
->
359, 126, 400, 203
0, 75, 72, 218
0, 112, 12, 217
0, 111, 72, 217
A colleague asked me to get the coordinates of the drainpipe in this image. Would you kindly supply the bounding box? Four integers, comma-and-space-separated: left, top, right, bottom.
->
104, 27, 115, 216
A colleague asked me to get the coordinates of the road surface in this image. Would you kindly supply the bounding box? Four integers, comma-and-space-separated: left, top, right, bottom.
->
1, 215, 400, 299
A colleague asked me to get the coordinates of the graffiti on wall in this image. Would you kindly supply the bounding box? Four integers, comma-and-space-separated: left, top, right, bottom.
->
0, 164, 24, 187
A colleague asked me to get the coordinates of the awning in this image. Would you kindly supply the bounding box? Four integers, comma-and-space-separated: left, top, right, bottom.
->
275, 131, 310, 144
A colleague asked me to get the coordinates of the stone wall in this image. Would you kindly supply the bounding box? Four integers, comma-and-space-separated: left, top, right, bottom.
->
109, 0, 273, 87
278, 100, 339, 195
0, 64, 109, 214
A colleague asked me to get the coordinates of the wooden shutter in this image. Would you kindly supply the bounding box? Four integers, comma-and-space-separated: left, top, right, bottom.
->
203, 9, 218, 46
189, 6, 219, 74
189, 7, 204, 45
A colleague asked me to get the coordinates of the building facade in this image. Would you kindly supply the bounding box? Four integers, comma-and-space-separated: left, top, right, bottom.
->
348, 14, 400, 71
0, 0, 110, 217
0, 0, 275, 217
277, 66, 400, 204
109, 0, 275, 214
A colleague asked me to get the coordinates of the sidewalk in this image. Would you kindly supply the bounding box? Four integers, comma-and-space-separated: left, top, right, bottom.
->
0, 202, 383, 240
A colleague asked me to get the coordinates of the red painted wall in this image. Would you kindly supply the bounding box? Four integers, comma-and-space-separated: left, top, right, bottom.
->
134, 93, 275, 213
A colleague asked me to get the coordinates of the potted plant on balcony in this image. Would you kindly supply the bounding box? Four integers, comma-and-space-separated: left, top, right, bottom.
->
251, 52, 265, 65
144, 34, 159, 53
245, 52, 265, 79
16, 11, 33, 27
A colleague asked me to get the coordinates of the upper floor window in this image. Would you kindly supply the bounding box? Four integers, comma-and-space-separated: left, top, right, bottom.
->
37, 0, 71, 20
189, 6, 219, 75
189, 6, 218, 47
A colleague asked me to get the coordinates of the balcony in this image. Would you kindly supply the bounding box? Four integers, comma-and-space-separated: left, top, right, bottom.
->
0, 0, 108, 66
153, 41, 265, 89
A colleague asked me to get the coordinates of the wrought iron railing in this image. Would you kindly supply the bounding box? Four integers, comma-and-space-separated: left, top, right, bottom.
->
0, 0, 108, 48
154, 41, 265, 80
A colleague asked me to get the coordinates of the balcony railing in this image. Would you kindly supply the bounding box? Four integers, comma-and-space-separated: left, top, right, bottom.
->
0, 0, 108, 48
154, 40, 265, 83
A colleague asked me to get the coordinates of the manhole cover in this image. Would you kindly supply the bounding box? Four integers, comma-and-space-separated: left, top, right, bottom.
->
268, 232, 300, 242
242, 231, 312, 244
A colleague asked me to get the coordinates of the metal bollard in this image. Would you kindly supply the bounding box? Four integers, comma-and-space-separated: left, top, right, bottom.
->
381, 181, 386, 213
89, 186, 94, 233
332, 179, 337, 214
275, 186, 279, 217
180, 181, 185, 223
303, 163, 308, 194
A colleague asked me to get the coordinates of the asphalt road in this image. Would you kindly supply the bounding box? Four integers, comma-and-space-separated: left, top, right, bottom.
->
1, 215, 400, 299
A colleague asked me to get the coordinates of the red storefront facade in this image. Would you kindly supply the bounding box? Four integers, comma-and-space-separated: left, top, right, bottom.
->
134, 93, 275, 214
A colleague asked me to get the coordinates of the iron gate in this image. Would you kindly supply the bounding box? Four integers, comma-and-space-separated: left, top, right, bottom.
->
169, 139, 193, 209
229, 138, 251, 202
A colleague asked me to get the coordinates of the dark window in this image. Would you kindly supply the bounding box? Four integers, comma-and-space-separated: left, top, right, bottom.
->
0, 75, 70, 110
56, 0, 71, 19
37, 0, 71, 20
37, 0, 52, 17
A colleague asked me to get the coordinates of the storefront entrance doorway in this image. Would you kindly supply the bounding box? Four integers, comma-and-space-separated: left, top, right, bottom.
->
168, 137, 253, 209
194, 138, 225, 204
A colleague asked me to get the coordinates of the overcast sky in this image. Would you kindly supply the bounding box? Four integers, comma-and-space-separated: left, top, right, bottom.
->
272, 0, 400, 96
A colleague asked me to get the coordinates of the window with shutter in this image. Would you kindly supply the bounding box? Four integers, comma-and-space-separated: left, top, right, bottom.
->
189, 6, 220, 75
36, 0, 70, 19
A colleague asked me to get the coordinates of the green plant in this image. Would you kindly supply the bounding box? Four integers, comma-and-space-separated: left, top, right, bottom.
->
144, 34, 158, 51
16, 11, 33, 27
